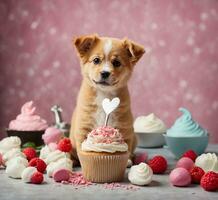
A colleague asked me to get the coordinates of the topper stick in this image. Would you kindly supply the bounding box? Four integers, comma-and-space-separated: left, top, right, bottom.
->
104, 114, 109, 126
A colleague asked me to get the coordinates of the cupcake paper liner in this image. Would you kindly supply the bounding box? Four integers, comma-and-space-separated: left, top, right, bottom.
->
78, 151, 129, 183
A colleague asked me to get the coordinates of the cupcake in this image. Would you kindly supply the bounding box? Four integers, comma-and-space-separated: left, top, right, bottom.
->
134, 113, 167, 147
78, 126, 129, 183
164, 108, 209, 158
7, 101, 48, 145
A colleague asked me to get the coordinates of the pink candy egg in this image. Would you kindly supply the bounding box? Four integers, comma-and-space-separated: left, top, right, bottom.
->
169, 167, 191, 186
176, 157, 194, 171
53, 169, 70, 182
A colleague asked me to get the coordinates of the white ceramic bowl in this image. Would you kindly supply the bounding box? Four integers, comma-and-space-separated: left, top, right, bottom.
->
135, 132, 165, 148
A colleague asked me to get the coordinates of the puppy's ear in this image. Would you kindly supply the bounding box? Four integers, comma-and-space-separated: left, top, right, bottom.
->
123, 38, 145, 64
73, 34, 99, 57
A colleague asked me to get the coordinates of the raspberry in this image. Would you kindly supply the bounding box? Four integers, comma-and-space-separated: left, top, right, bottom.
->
133, 152, 148, 165
190, 166, 205, 184
30, 171, 44, 184
23, 147, 37, 161
148, 155, 167, 174
57, 138, 72, 152
29, 158, 47, 173
182, 150, 197, 162
200, 171, 218, 191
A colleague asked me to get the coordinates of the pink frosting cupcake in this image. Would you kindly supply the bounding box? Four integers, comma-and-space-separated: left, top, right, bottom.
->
78, 126, 129, 183
7, 101, 48, 145
9, 101, 48, 131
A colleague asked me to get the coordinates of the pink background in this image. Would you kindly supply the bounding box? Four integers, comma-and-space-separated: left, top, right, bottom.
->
0, 0, 218, 143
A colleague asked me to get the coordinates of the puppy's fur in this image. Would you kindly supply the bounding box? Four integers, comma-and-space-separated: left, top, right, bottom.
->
70, 34, 145, 162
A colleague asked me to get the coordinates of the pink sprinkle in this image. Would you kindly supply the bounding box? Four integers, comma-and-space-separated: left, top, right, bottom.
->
59, 172, 140, 191
88, 126, 125, 144
102, 182, 140, 191
69, 172, 92, 185
60, 172, 93, 188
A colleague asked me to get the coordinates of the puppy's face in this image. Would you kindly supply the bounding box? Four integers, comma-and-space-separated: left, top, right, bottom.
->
74, 34, 145, 91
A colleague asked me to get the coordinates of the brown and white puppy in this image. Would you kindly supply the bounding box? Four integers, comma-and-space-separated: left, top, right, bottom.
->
70, 34, 145, 163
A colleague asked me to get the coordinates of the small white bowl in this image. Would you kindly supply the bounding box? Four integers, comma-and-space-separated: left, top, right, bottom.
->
135, 132, 165, 148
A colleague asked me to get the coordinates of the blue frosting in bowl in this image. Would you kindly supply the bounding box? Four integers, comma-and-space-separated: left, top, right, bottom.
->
167, 108, 208, 137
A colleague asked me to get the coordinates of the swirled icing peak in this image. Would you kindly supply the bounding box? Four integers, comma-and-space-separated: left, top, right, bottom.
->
81, 126, 128, 153
195, 153, 218, 173
134, 113, 167, 133
128, 163, 153, 185
167, 108, 208, 137
9, 101, 48, 131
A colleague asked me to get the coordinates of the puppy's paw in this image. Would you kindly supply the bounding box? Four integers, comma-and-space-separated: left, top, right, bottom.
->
127, 159, 133, 168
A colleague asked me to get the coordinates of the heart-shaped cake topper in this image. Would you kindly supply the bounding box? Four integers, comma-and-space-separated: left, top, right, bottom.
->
102, 97, 120, 126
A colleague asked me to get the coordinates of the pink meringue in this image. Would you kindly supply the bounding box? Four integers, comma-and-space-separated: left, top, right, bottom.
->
42, 127, 63, 144
169, 168, 191, 186
176, 157, 194, 171
9, 101, 48, 131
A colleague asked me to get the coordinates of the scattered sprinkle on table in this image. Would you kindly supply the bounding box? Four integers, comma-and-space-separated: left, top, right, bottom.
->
103, 183, 140, 191
60, 172, 140, 191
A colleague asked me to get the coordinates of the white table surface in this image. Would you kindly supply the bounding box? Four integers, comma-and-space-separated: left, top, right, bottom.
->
0, 144, 217, 200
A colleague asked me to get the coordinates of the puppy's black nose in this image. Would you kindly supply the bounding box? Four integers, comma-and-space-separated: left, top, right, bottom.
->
100, 71, 110, 79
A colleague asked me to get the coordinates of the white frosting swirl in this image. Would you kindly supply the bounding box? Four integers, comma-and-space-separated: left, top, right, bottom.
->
128, 163, 153, 185
195, 153, 218, 173
21, 167, 37, 182
45, 150, 70, 165
46, 157, 73, 177
82, 140, 128, 153
6, 157, 27, 178
81, 126, 128, 153
0, 137, 21, 154
3, 148, 26, 166
6, 156, 28, 168
134, 114, 167, 133
39, 145, 53, 160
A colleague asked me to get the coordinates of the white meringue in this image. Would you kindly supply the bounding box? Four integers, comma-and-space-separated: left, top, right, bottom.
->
46, 157, 73, 177
0, 137, 21, 154
21, 167, 37, 182
128, 163, 153, 186
45, 150, 70, 165
6, 157, 27, 178
195, 153, 218, 173
6, 156, 28, 167
39, 145, 53, 160
3, 148, 26, 166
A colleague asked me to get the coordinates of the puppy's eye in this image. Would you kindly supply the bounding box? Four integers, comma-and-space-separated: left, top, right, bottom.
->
93, 57, 101, 65
112, 59, 121, 68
